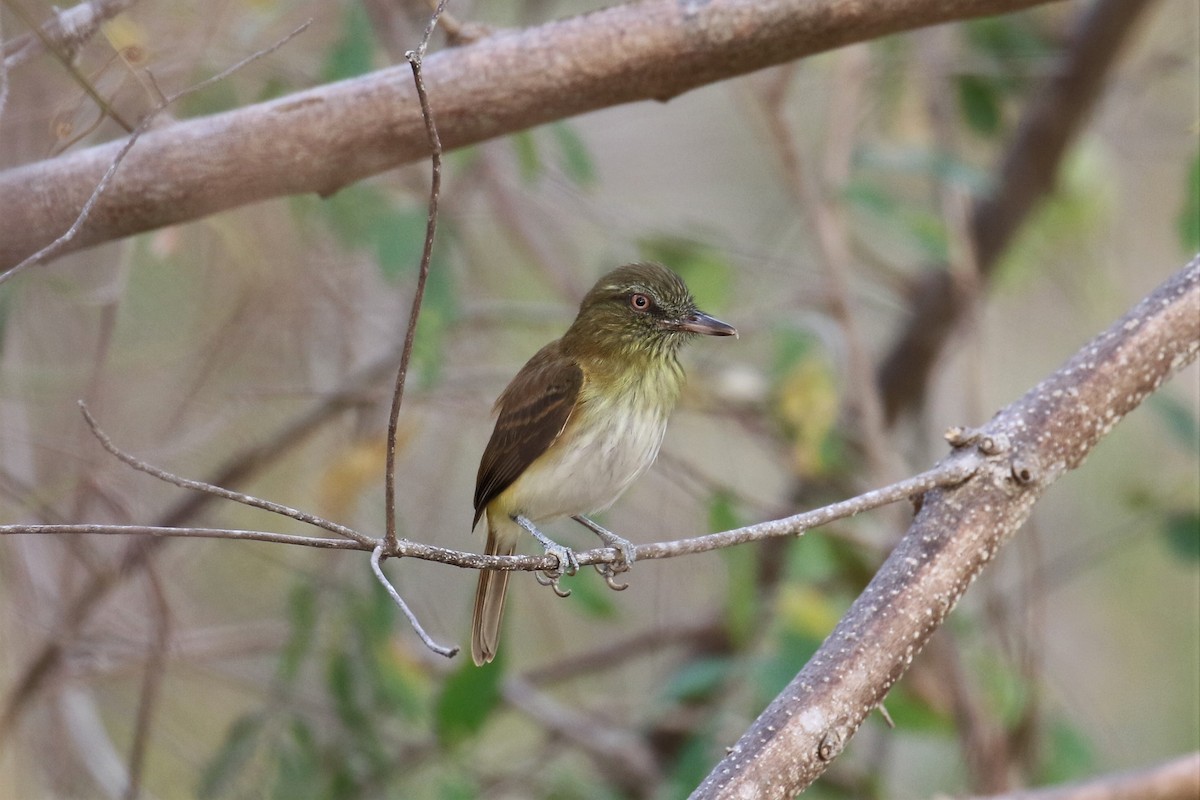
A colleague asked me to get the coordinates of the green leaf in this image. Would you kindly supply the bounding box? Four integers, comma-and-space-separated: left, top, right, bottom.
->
1148, 393, 1200, 455
434, 654, 504, 746
374, 209, 428, 282
326, 649, 367, 731
271, 721, 320, 800
636, 236, 732, 313
279, 581, 317, 683
409, 243, 459, 388
551, 121, 596, 187
197, 713, 263, 799
321, 185, 430, 282
1178, 151, 1200, 253
957, 74, 1003, 137
322, 1, 375, 82
661, 657, 733, 703
1163, 510, 1200, 562
878, 685, 954, 734
511, 130, 542, 183
562, 569, 618, 618
712, 493, 758, 644
754, 629, 821, 705
1036, 717, 1095, 783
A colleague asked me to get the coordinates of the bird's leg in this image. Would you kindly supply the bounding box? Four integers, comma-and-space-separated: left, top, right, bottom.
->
572, 515, 636, 591
514, 515, 578, 595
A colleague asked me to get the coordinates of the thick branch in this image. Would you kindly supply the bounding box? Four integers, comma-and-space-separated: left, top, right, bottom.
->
0, 0, 1057, 270
693, 257, 1200, 798
878, 0, 1157, 423
959, 752, 1200, 800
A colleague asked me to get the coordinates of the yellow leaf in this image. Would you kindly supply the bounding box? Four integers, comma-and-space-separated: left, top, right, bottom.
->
773, 357, 839, 478
776, 584, 840, 639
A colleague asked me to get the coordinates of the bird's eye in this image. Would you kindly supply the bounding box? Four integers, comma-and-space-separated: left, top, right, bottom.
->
630, 293, 651, 312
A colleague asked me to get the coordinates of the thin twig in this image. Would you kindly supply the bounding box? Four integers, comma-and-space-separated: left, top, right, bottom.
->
3, 0, 138, 69
384, 0, 446, 552
0, 18, 312, 288
79, 401, 376, 547
3, 0, 133, 130
0, 457, 981, 570
123, 564, 169, 800
370, 546, 459, 657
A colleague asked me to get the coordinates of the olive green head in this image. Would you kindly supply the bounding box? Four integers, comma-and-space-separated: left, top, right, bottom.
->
562, 262, 736, 359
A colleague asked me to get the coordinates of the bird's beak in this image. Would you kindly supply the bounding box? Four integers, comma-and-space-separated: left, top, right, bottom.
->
664, 310, 738, 338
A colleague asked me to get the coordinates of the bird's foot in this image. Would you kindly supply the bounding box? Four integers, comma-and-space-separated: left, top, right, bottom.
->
514, 515, 578, 595
573, 515, 636, 591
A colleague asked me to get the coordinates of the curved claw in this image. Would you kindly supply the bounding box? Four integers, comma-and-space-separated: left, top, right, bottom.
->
595, 564, 629, 591
535, 570, 572, 597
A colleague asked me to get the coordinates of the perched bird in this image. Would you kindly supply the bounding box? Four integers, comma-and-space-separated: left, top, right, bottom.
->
471, 262, 737, 665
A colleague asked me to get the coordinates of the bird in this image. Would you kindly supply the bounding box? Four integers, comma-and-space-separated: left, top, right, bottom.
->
470, 262, 737, 665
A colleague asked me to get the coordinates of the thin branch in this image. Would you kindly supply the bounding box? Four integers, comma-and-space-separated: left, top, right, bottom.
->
877, 0, 1159, 423
0, 524, 366, 549
79, 401, 376, 547
692, 257, 1200, 797
0, 18, 312, 287
956, 752, 1200, 800
384, 0, 446, 552
370, 546, 458, 657
3, 0, 138, 69
123, 564, 169, 800
3, 0, 134, 130
0, 0, 1059, 270
0, 459, 981, 571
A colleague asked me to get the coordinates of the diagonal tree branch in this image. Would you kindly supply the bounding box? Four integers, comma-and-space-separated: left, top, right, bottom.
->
693, 256, 1200, 797
878, 0, 1159, 423
958, 752, 1200, 800
0, 0, 1058, 270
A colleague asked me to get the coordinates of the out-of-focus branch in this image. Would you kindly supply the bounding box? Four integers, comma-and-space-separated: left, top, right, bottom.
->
0, 0, 1057, 270
954, 752, 1200, 800
693, 257, 1200, 798
877, 0, 1159, 424
2, 0, 137, 69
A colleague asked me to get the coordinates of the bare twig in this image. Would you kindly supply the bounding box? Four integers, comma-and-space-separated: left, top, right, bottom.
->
79, 401, 375, 547
3, 0, 138, 69
954, 751, 1200, 800
123, 564, 169, 800
693, 258, 1200, 797
3, 0, 133, 130
0, 458, 980, 571
384, 0, 446, 552
0, 18, 312, 287
370, 546, 458, 658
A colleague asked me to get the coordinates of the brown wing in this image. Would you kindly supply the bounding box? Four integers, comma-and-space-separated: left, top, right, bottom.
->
473, 343, 584, 527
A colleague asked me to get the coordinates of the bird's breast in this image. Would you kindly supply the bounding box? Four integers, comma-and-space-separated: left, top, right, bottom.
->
501, 371, 678, 522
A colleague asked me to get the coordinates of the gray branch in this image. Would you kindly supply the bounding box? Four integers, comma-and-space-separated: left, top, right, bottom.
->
692, 256, 1200, 798
0, 0, 1055, 270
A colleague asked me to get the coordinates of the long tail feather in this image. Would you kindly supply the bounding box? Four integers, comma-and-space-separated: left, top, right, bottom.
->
471, 513, 518, 665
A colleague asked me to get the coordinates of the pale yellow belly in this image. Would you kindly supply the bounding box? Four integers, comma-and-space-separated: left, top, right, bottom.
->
498, 396, 670, 522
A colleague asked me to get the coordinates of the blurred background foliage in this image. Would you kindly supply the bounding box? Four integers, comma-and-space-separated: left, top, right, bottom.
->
0, 0, 1197, 798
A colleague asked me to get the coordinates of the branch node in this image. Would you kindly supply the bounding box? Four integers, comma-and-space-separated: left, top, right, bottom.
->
817, 727, 845, 761
1010, 455, 1038, 486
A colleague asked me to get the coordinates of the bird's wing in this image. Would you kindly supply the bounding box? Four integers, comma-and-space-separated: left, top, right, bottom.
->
473, 345, 584, 527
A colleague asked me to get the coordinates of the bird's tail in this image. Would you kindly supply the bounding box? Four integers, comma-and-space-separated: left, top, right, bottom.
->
471, 512, 519, 666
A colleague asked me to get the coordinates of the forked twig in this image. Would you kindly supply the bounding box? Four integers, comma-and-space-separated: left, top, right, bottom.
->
79, 401, 375, 547
0, 18, 312, 288
370, 546, 459, 657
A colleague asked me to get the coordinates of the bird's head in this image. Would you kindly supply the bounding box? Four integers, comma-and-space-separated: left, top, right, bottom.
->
563, 262, 737, 360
